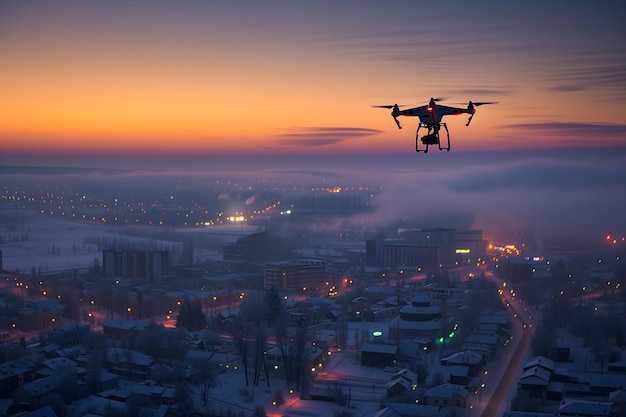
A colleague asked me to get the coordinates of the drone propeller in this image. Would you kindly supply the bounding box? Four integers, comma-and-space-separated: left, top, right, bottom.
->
472, 101, 498, 106
451, 101, 498, 107
372, 104, 406, 109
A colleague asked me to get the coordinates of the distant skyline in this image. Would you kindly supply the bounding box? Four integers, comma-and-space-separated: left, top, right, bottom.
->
1, 1, 626, 160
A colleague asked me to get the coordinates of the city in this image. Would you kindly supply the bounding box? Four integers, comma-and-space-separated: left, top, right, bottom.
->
2, 2, 626, 417
1, 171, 625, 417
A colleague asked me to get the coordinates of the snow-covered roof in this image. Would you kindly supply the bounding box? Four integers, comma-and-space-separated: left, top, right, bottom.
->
441, 351, 482, 366
558, 398, 614, 417
519, 366, 551, 386
424, 383, 468, 399
524, 355, 555, 371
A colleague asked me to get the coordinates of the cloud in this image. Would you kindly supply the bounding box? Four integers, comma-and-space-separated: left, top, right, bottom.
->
445, 88, 513, 99
500, 122, 626, 137
547, 59, 626, 99
273, 127, 382, 147
444, 157, 626, 192
546, 85, 584, 93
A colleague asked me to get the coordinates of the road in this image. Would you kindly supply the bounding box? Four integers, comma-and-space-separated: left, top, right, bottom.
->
478, 268, 536, 417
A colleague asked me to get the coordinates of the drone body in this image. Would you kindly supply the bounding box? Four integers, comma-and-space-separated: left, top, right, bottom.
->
374, 98, 496, 153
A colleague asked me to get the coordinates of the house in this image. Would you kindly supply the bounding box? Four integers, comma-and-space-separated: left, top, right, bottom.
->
104, 348, 154, 381
449, 366, 470, 386
102, 320, 149, 339
130, 381, 176, 406
36, 357, 79, 378
351, 296, 370, 320
557, 398, 614, 417
518, 365, 551, 399
94, 370, 120, 392
524, 356, 555, 373
12, 373, 66, 408
390, 368, 418, 386
374, 401, 440, 417
461, 342, 493, 361
361, 343, 397, 367
440, 351, 483, 376
385, 376, 412, 397
423, 383, 468, 407
0, 357, 36, 399
478, 313, 509, 334
47, 323, 89, 347
385, 368, 418, 397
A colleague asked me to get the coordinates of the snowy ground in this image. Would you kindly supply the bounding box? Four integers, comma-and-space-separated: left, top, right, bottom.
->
1, 218, 113, 273
0, 218, 251, 274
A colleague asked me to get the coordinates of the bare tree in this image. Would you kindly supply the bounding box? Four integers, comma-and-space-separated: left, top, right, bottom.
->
274, 314, 293, 385
227, 312, 251, 386
197, 360, 216, 407
252, 326, 270, 387
335, 302, 349, 349
292, 324, 308, 392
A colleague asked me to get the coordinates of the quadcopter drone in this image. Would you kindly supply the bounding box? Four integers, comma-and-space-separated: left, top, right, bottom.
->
374, 97, 496, 153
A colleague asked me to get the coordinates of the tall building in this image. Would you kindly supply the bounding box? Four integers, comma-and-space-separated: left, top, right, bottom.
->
368, 228, 486, 268
102, 250, 169, 282
223, 231, 290, 261
399, 228, 457, 266
367, 239, 439, 269
454, 230, 487, 262
263, 260, 327, 295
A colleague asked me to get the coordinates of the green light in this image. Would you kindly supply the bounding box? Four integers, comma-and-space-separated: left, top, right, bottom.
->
372, 331, 383, 337
449, 332, 455, 338
438, 337, 444, 343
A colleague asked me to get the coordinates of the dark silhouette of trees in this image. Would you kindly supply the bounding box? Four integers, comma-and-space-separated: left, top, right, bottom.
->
174, 381, 194, 417
250, 405, 267, 417
241, 296, 273, 388
272, 389, 285, 407
176, 297, 207, 331
197, 360, 216, 407
263, 286, 283, 326
40, 394, 67, 417
531, 321, 558, 360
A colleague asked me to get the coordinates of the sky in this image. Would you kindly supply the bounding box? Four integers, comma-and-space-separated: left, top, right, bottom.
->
1, 1, 626, 159
1, 1, 626, 247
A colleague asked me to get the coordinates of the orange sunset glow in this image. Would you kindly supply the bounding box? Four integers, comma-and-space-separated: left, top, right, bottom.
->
1, 2, 625, 157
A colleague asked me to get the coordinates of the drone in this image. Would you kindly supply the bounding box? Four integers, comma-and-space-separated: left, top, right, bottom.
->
374, 97, 496, 153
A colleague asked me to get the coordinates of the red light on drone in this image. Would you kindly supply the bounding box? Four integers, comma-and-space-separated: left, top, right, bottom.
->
427, 106, 433, 112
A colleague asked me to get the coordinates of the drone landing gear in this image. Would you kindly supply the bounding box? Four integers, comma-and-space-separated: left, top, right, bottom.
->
438, 123, 450, 151
415, 123, 450, 153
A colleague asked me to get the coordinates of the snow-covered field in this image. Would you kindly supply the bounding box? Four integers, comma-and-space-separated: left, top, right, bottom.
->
1, 218, 183, 274
1, 218, 117, 273
0, 217, 262, 274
